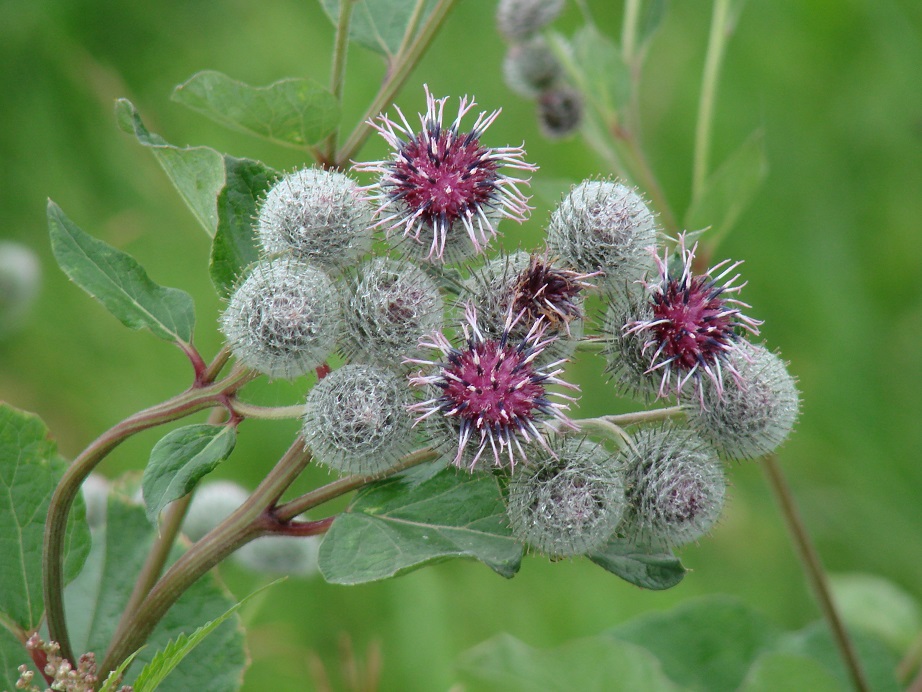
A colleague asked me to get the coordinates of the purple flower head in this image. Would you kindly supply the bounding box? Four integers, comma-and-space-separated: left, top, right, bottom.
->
625, 234, 762, 403
356, 86, 536, 263
406, 304, 577, 471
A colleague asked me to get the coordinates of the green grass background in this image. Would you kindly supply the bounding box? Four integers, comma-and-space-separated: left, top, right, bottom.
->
1, 0, 921, 689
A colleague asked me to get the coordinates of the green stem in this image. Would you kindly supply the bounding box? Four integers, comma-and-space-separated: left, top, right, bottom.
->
621, 0, 641, 66
275, 446, 437, 522
599, 406, 684, 426
42, 367, 255, 665
98, 439, 313, 679
321, 0, 356, 163
335, 0, 458, 166
692, 0, 731, 201
762, 454, 870, 692
231, 401, 305, 420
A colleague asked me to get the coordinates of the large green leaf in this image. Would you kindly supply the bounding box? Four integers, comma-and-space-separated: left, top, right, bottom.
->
115, 98, 225, 237
48, 202, 196, 345
172, 71, 339, 149
737, 652, 840, 692
685, 128, 767, 248
456, 633, 684, 692
142, 424, 237, 524
588, 537, 685, 590
320, 0, 439, 57
0, 404, 90, 632
0, 625, 37, 692
607, 595, 782, 692
829, 572, 922, 651
210, 157, 277, 296
64, 490, 247, 691
318, 469, 523, 584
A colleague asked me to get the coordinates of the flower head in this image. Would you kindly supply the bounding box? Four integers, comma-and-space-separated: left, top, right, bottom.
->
357, 86, 536, 263
406, 304, 577, 471
625, 235, 761, 402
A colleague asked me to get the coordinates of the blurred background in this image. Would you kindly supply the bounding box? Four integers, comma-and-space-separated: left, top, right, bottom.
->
1, 0, 920, 689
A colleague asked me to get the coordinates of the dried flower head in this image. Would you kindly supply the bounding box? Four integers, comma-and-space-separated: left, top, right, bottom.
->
687, 342, 800, 459
537, 85, 584, 139
303, 364, 414, 475
220, 258, 342, 379
356, 86, 536, 263
502, 36, 562, 97
257, 167, 373, 271
618, 425, 726, 547
496, 0, 566, 41
506, 436, 625, 558
406, 304, 578, 471
546, 179, 657, 288
625, 235, 762, 402
340, 257, 444, 366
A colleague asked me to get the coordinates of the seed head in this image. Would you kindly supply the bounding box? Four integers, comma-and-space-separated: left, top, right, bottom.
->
537, 85, 584, 139
502, 36, 562, 97
601, 291, 662, 402
496, 0, 566, 41
687, 342, 800, 459
303, 364, 414, 475
406, 303, 578, 471
356, 85, 536, 263
618, 425, 726, 547
506, 436, 625, 558
546, 180, 657, 288
257, 167, 373, 271
220, 258, 342, 379
340, 257, 444, 367
625, 234, 762, 403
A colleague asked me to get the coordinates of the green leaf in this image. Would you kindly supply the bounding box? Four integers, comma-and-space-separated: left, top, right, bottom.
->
115, 98, 225, 236
0, 624, 36, 692
685, 128, 768, 248
142, 424, 237, 524
588, 538, 685, 590
210, 157, 278, 296
64, 490, 248, 691
318, 469, 523, 584
737, 652, 840, 692
638, 0, 670, 51
172, 71, 339, 148
48, 201, 196, 344
551, 26, 631, 122
772, 621, 901, 692
98, 649, 144, 692
0, 404, 90, 631
607, 595, 782, 692
829, 572, 922, 651
456, 632, 684, 692
132, 579, 281, 692
320, 0, 438, 57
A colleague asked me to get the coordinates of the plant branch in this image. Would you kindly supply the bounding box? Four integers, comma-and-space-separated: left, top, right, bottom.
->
599, 406, 684, 426
42, 367, 256, 665
99, 438, 313, 679
621, 0, 641, 66
335, 0, 458, 166
202, 345, 232, 385
321, 0, 356, 163
762, 453, 870, 692
231, 401, 305, 420
692, 0, 731, 200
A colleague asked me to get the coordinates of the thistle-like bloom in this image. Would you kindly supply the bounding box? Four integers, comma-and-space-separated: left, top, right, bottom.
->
625, 235, 762, 402
406, 304, 578, 471
356, 86, 536, 263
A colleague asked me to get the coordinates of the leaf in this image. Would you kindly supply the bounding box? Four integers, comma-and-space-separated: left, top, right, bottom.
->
98, 649, 144, 692
318, 469, 523, 584
0, 624, 35, 692
607, 595, 782, 692
550, 26, 631, 122
737, 652, 840, 692
115, 98, 225, 236
456, 633, 684, 692
172, 71, 339, 148
320, 0, 439, 57
142, 424, 237, 524
48, 202, 196, 345
64, 490, 248, 691
0, 404, 90, 631
210, 157, 278, 296
772, 621, 901, 692
588, 538, 685, 590
829, 572, 922, 651
685, 128, 768, 248
638, 0, 670, 51
132, 579, 281, 692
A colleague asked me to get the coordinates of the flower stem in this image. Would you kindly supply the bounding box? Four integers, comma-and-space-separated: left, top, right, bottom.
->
600, 406, 684, 426
692, 0, 731, 201
335, 0, 457, 166
98, 438, 313, 680
231, 401, 305, 420
762, 453, 870, 692
321, 0, 356, 163
620, 0, 641, 66
42, 367, 255, 666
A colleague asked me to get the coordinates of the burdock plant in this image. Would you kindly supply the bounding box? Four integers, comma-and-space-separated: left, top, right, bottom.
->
6, 2, 887, 691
